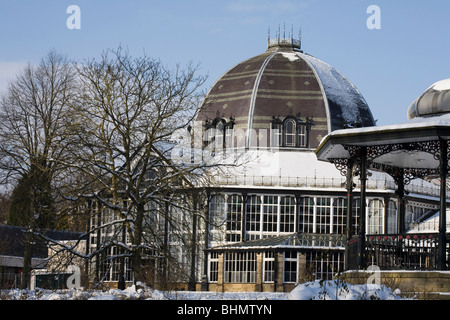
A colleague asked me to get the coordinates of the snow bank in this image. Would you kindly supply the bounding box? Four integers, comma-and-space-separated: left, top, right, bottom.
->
0, 280, 409, 300
287, 280, 405, 300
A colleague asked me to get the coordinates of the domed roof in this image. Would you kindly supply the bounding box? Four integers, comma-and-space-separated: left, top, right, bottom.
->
196, 40, 375, 149
408, 78, 450, 120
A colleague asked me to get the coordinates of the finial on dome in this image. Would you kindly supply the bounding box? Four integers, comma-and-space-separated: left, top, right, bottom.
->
267, 24, 302, 50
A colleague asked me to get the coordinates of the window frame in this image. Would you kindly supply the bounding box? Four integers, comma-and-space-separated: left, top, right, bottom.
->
283, 251, 298, 283
224, 252, 257, 283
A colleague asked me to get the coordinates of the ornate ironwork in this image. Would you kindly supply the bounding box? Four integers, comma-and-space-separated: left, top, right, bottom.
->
329, 158, 350, 177
343, 140, 448, 180
345, 141, 443, 163
365, 233, 446, 270
370, 162, 439, 186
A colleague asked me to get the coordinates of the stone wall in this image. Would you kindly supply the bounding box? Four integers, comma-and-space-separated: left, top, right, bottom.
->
338, 270, 450, 299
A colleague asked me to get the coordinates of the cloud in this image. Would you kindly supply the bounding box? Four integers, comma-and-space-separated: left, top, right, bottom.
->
0, 61, 27, 94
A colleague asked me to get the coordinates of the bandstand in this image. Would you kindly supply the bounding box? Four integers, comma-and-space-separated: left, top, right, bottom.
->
316, 78, 450, 271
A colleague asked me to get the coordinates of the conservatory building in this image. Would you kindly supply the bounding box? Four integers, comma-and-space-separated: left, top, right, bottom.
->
85, 36, 448, 292
195, 36, 447, 292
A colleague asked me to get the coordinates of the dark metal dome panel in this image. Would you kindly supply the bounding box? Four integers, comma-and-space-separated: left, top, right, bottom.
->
196, 45, 375, 149
301, 53, 375, 131
251, 52, 329, 148
197, 52, 272, 126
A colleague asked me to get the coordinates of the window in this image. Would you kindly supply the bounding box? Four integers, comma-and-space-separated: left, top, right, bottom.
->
270, 117, 309, 148
298, 197, 314, 233
405, 203, 426, 228
298, 124, 307, 147
208, 252, 219, 282
284, 251, 297, 283
316, 197, 331, 234
306, 251, 343, 281
215, 121, 224, 152
224, 252, 256, 283
205, 117, 235, 153
226, 195, 242, 242
225, 125, 233, 149
271, 123, 282, 147
387, 200, 397, 234
352, 198, 361, 235
368, 199, 384, 234
333, 198, 347, 234
209, 195, 226, 242
280, 196, 296, 233
246, 195, 261, 238
263, 196, 278, 232
284, 119, 296, 147
263, 251, 275, 283
210, 195, 226, 227
99, 246, 133, 282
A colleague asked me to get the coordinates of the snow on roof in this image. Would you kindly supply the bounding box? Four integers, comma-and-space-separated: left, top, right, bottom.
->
408, 78, 450, 120
300, 53, 374, 128
328, 112, 450, 139
430, 78, 450, 91
279, 51, 301, 62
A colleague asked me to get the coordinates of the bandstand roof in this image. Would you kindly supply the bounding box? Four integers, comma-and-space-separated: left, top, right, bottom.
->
316, 113, 450, 171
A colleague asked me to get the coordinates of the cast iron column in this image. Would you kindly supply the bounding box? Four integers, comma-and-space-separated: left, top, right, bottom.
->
346, 158, 355, 240
396, 169, 406, 235
344, 158, 354, 270
357, 147, 367, 269
438, 138, 448, 270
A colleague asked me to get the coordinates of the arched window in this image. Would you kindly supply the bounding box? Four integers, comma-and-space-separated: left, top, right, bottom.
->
205, 117, 235, 153
387, 200, 397, 234
284, 118, 296, 147
215, 121, 224, 151
271, 116, 310, 148
368, 199, 384, 234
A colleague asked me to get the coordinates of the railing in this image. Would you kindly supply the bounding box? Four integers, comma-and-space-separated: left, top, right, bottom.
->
213, 174, 448, 199
268, 37, 301, 48
365, 233, 449, 270
290, 233, 346, 249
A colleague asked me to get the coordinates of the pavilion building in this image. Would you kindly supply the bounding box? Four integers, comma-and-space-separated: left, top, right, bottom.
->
84, 35, 448, 292
195, 36, 447, 292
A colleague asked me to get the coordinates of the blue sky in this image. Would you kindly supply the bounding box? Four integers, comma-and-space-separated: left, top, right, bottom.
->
1, 0, 450, 125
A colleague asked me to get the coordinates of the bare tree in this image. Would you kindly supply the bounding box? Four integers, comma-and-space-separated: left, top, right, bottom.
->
0, 50, 77, 288
62, 48, 208, 287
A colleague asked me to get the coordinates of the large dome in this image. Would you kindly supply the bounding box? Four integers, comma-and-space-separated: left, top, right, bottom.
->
196, 39, 375, 149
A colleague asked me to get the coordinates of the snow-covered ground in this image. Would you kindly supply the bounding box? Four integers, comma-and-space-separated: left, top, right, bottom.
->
0, 280, 408, 300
